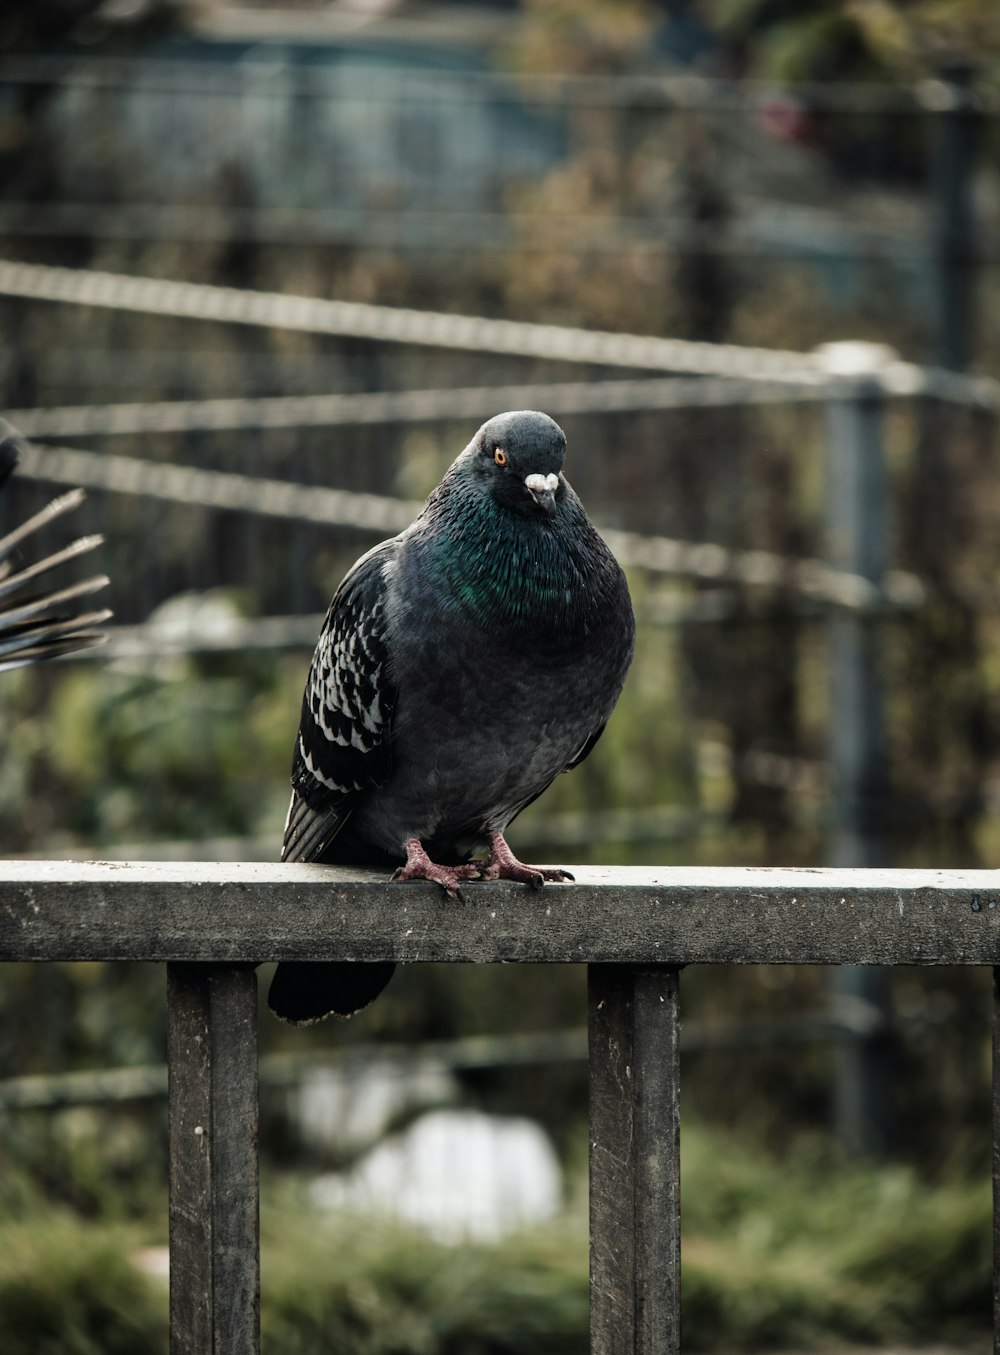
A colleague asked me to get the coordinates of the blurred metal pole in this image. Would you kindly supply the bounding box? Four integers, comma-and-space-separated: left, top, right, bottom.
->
931, 65, 976, 373
817, 342, 895, 1155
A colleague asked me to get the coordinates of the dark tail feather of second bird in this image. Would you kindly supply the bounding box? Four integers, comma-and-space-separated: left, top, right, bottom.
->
267, 960, 396, 1024
0, 421, 111, 672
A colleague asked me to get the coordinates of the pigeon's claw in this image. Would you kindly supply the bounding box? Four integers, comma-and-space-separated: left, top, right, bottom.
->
537, 867, 576, 883
392, 838, 471, 902
479, 832, 575, 888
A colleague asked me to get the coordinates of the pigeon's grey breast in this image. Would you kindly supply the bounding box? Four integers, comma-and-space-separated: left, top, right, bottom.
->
342, 486, 634, 860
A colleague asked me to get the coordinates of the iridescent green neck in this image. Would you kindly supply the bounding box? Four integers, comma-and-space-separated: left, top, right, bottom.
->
423, 487, 588, 634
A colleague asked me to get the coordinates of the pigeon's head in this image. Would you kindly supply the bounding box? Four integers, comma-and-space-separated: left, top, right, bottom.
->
466, 410, 568, 519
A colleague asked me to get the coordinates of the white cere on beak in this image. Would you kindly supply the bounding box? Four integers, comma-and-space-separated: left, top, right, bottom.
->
524, 473, 559, 494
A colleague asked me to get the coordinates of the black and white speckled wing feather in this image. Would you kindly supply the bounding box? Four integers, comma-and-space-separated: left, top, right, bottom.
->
282, 539, 397, 863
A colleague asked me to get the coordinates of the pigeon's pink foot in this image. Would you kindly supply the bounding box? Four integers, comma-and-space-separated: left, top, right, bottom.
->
391, 838, 480, 902
470, 831, 575, 889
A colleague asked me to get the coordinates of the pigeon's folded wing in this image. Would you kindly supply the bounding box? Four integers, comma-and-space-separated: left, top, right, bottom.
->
282, 539, 397, 863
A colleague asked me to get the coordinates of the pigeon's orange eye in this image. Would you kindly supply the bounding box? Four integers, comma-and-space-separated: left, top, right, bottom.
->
494, 448, 508, 467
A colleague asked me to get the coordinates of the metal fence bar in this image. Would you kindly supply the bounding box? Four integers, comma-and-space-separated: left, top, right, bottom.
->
2, 53, 998, 113
0, 258, 823, 382
589, 965, 682, 1355
11, 439, 925, 611
2, 260, 998, 407
821, 345, 894, 1155
4, 375, 831, 439
167, 963, 260, 1355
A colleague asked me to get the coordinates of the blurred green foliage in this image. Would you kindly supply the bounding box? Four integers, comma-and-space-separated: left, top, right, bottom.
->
700, 0, 1000, 81
0, 1216, 166, 1355
0, 644, 298, 851
0, 1119, 991, 1352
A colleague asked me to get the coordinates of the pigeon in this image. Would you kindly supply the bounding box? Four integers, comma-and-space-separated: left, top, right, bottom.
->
268, 410, 635, 1024
0, 421, 110, 673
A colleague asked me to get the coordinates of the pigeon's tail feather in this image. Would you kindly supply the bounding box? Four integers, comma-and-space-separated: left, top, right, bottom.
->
267, 960, 396, 1024
0, 421, 111, 667
0, 620, 110, 673
282, 791, 348, 865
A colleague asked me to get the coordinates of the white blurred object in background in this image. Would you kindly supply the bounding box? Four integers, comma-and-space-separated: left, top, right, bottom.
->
310, 1108, 563, 1244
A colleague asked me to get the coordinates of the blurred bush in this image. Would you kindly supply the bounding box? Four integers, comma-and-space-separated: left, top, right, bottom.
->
0, 1121, 991, 1353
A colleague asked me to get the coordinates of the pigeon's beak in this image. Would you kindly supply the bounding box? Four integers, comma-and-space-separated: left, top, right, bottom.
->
524, 472, 559, 515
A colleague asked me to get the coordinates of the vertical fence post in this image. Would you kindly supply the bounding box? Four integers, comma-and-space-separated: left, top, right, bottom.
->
589, 964, 681, 1355
930, 65, 976, 374
167, 963, 260, 1355
817, 342, 895, 1155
